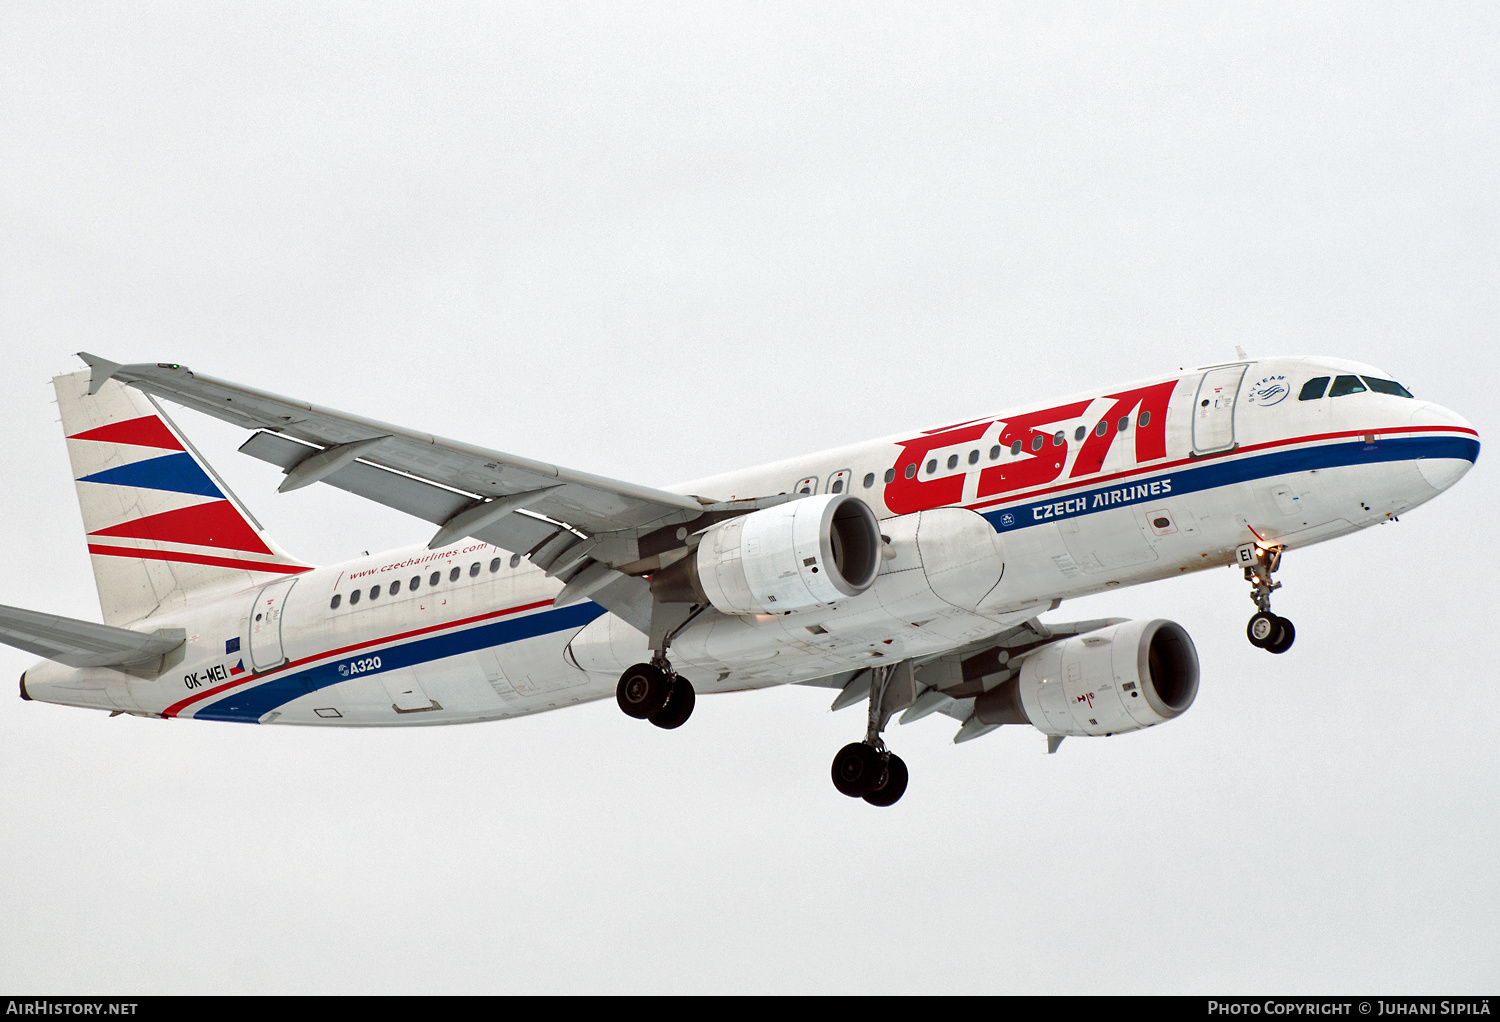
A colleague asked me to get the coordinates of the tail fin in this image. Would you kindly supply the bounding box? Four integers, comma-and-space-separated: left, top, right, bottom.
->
54, 368, 311, 626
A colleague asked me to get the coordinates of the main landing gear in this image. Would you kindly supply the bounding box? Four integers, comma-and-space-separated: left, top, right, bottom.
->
616, 660, 696, 729
617, 604, 705, 730
831, 662, 915, 807
1240, 542, 1295, 655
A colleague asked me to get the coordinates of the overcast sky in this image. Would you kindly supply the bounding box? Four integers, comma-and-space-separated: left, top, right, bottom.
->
2, 2, 1496, 994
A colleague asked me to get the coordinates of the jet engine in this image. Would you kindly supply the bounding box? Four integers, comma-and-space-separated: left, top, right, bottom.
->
972, 619, 1199, 737
651, 493, 883, 615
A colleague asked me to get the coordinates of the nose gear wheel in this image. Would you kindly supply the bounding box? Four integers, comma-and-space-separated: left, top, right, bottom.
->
1240, 542, 1296, 654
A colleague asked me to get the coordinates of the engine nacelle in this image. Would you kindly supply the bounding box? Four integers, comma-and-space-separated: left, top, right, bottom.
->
972, 619, 1199, 737
653, 493, 883, 615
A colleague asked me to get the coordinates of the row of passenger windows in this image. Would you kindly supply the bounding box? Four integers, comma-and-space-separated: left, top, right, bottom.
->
330, 552, 524, 609
1299, 375, 1414, 401
794, 412, 1153, 493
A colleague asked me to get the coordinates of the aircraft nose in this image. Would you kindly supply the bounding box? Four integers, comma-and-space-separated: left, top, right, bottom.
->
1409, 402, 1480, 491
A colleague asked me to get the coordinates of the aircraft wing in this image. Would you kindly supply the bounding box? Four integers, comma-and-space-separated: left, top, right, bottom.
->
81, 354, 705, 632
0, 603, 184, 670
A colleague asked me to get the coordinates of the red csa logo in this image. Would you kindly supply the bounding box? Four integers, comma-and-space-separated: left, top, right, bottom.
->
1076, 692, 1095, 709
884, 381, 1177, 515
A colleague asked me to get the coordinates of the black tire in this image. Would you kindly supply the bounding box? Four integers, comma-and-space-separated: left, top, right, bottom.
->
1247, 611, 1279, 648
1266, 616, 1296, 654
649, 676, 696, 730
831, 742, 883, 798
863, 753, 909, 807
616, 663, 671, 719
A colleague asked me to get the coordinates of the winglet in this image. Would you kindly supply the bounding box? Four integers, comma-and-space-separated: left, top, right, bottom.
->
77, 352, 124, 396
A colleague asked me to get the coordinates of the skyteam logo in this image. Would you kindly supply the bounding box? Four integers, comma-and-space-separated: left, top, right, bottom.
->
1000, 512, 1015, 527
1246, 375, 1291, 407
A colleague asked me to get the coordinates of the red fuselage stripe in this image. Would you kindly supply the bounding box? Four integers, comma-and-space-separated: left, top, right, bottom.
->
87, 544, 312, 575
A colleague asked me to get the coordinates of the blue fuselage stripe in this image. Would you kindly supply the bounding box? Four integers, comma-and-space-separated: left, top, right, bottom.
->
979, 434, 1478, 532
194, 601, 606, 723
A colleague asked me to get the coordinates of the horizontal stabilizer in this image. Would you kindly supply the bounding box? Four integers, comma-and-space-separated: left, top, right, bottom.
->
0, 603, 184, 669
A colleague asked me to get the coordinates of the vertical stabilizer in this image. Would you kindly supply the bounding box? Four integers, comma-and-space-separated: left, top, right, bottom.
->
54, 369, 311, 626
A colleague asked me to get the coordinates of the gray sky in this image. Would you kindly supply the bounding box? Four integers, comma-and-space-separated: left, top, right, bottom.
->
2, 2, 1496, 993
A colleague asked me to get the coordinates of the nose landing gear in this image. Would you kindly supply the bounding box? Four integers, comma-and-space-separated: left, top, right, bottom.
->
1239, 542, 1295, 654
830, 662, 916, 806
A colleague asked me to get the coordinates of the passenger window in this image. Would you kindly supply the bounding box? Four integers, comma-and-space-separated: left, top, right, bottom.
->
1362, 376, 1415, 399
429, 571, 441, 586
330, 594, 341, 610
1052, 431, 1064, 447
1138, 411, 1150, 428
389, 580, 400, 595
1299, 377, 1330, 401
1328, 375, 1367, 398
989, 445, 1001, 460
369, 585, 380, 600
490, 557, 502, 572
349, 589, 360, 605
926, 459, 937, 474
904, 463, 917, 479
1094, 421, 1107, 437
884, 468, 896, 484
863, 473, 875, 488
509, 553, 522, 568
1074, 426, 1086, 442
946, 454, 958, 470
831, 479, 843, 493
1011, 440, 1023, 455
1030, 436, 1043, 452
410, 576, 421, 590
968, 449, 979, 465
450, 567, 461, 582
469, 562, 480, 577
1117, 416, 1130, 433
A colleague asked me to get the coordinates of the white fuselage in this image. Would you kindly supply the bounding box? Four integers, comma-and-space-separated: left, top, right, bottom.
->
21, 355, 1478, 726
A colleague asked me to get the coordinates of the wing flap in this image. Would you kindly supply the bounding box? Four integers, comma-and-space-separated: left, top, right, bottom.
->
239, 431, 562, 554
239, 429, 653, 632
0, 604, 184, 669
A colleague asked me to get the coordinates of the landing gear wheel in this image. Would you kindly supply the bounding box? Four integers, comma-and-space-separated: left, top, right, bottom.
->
648, 675, 696, 729
1266, 616, 1296, 655
831, 742, 883, 798
1247, 611, 1279, 648
616, 663, 672, 719
863, 753, 908, 807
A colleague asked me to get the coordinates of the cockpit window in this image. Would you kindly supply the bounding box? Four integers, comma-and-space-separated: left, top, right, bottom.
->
1361, 376, 1415, 399
1328, 375, 1368, 398
1299, 377, 1329, 401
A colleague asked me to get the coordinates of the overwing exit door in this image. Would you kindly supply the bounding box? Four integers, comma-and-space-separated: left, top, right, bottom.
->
248, 577, 299, 672
1192, 364, 1248, 455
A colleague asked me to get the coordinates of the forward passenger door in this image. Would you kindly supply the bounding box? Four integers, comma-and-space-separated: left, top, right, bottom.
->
1192, 365, 1247, 455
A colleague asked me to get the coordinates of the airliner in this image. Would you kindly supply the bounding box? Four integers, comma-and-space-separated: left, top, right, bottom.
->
8, 354, 1478, 806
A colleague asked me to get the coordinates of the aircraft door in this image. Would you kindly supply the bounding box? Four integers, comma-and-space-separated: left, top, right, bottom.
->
248, 577, 299, 672
1192, 365, 1248, 455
